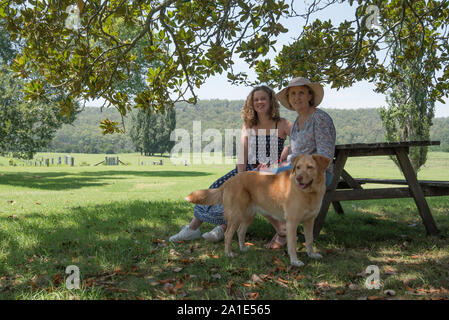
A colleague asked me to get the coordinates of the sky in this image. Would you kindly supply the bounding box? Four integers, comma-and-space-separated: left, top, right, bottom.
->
88, 1, 448, 118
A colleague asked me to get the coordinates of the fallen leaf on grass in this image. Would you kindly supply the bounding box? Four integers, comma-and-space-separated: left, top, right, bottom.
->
172, 267, 183, 273
247, 292, 259, 300
367, 296, 384, 300
410, 255, 420, 259
275, 278, 290, 288
181, 258, 195, 265
277, 277, 290, 284
189, 243, 200, 253
440, 287, 449, 295
53, 274, 61, 287
244, 242, 255, 246
158, 278, 176, 285
386, 258, 398, 264
336, 289, 345, 295
163, 283, 175, 294
251, 274, 264, 285
295, 274, 306, 281
348, 284, 361, 291
384, 267, 398, 275
315, 281, 330, 291
175, 279, 184, 290
206, 252, 219, 259
272, 256, 287, 271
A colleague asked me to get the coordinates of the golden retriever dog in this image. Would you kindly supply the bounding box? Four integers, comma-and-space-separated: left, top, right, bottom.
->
185, 154, 330, 267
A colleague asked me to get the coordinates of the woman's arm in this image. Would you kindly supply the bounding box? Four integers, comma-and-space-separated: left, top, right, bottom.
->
313, 112, 337, 161
280, 145, 290, 163
279, 118, 292, 163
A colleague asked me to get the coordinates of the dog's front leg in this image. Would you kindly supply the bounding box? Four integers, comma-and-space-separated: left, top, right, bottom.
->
303, 218, 322, 259
286, 218, 304, 267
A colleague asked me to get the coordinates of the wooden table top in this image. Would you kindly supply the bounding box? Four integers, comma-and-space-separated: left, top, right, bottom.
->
335, 141, 440, 150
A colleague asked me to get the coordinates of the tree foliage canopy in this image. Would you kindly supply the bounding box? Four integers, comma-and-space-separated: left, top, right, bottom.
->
258, 0, 449, 105
0, 22, 79, 159
0, 0, 290, 132
0, 0, 447, 134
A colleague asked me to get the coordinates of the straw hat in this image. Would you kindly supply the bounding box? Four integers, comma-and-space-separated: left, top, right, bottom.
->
276, 77, 324, 110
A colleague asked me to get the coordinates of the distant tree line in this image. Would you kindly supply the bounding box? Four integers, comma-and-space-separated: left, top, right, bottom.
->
42, 101, 449, 154
129, 108, 176, 156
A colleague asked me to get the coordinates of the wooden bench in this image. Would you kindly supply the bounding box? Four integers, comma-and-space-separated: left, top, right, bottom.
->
313, 141, 449, 238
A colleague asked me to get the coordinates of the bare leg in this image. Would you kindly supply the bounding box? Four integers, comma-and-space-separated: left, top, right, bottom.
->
189, 217, 203, 230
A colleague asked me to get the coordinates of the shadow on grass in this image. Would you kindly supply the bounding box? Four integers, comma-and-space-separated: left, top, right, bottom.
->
0, 199, 193, 298
319, 197, 449, 246
0, 197, 448, 300
0, 170, 212, 191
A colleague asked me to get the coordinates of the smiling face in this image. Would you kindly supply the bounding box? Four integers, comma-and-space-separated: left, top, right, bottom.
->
252, 89, 271, 116
287, 85, 314, 112
291, 154, 330, 191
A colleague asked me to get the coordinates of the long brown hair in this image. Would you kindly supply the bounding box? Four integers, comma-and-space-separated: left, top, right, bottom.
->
241, 85, 281, 128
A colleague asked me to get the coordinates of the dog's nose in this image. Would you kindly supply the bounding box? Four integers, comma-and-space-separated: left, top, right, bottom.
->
296, 175, 303, 183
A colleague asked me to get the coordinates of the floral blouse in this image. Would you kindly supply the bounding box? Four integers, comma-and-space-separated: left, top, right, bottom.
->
288, 108, 336, 174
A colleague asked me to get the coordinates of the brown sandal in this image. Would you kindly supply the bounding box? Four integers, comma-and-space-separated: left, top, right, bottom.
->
264, 233, 287, 250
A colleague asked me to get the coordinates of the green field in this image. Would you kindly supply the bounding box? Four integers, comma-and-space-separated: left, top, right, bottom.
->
1, 152, 448, 300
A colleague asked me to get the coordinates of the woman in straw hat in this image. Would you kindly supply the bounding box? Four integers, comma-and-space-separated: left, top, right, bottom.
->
264, 77, 336, 249
169, 85, 291, 243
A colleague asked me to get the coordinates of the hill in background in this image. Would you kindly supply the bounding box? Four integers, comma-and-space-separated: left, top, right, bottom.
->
43, 100, 449, 154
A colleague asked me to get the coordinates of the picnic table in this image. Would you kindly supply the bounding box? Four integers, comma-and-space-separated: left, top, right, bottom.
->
313, 141, 449, 238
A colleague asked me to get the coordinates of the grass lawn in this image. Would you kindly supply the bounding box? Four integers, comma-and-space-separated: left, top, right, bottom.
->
0, 152, 448, 300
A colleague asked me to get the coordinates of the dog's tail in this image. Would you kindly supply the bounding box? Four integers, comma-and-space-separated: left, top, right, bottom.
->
185, 187, 223, 205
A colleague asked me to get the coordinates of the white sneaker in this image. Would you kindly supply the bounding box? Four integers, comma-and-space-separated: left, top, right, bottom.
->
169, 225, 201, 242
202, 226, 225, 242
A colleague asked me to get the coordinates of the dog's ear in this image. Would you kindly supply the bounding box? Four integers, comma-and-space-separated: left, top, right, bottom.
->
291, 154, 303, 169
312, 154, 331, 173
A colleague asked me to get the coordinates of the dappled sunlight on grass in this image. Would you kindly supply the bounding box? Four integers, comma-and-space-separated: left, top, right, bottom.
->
0, 154, 449, 299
